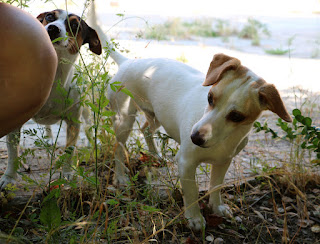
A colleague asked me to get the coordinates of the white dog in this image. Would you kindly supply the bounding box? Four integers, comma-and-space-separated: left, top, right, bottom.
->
0, 10, 101, 190
88, 4, 292, 230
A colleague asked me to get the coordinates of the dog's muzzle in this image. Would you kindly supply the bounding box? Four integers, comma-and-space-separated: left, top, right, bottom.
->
47, 25, 61, 41
191, 131, 206, 147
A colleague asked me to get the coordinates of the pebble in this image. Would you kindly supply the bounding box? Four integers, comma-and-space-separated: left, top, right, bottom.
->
235, 216, 242, 223
206, 235, 214, 242
214, 237, 224, 244
311, 225, 320, 233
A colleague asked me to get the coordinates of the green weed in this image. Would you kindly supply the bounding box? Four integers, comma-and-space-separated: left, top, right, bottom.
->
265, 48, 290, 55
238, 18, 270, 46
144, 18, 218, 40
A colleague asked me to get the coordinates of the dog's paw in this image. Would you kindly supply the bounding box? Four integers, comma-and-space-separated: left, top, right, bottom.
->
0, 175, 16, 190
185, 213, 206, 231
212, 204, 232, 218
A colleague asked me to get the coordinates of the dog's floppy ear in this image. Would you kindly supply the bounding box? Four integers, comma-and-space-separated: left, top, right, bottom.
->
37, 12, 47, 23
259, 84, 292, 122
85, 27, 102, 55
203, 53, 241, 86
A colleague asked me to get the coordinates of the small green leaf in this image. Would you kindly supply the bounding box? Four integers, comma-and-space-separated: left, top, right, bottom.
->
87, 102, 99, 113
280, 123, 288, 131
52, 36, 65, 44
101, 110, 116, 117
111, 81, 122, 85
71, 117, 81, 124
110, 83, 117, 92
292, 109, 301, 117
295, 115, 303, 122
254, 121, 261, 127
40, 198, 61, 230
120, 87, 133, 98
302, 117, 312, 127
102, 125, 114, 134
141, 205, 160, 212
102, 99, 110, 107
106, 199, 119, 205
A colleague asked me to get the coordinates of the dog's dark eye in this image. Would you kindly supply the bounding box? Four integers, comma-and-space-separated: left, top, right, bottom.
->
71, 21, 80, 31
226, 111, 246, 123
45, 13, 55, 22
208, 92, 214, 107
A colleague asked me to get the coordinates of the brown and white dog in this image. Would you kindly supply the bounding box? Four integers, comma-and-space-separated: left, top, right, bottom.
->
89, 4, 292, 230
0, 9, 101, 190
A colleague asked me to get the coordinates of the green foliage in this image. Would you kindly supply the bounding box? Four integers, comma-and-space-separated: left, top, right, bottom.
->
215, 19, 237, 37
238, 18, 270, 46
254, 109, 320, 164
265, 48, 290, 55
4, 0, 31, 7
39, 197, 62, 232
176, 53, 188, 63
144, 18, 217, 40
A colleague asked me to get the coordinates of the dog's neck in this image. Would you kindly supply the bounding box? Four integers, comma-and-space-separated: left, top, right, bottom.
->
53, 49, 79, 88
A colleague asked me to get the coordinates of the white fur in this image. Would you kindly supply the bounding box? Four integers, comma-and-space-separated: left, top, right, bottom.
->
107, 57, 252, 230
88, 3, 290, 230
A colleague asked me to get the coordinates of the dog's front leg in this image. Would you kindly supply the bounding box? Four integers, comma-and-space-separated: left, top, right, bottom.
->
0, 127, 21, 190
178, 156, 205, 231
209, 161, 232, 217
62, 120, 81, 179
81, 106, 94, 147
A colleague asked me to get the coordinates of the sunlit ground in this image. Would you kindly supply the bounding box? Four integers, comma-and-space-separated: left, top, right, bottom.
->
24, 0, 320, 92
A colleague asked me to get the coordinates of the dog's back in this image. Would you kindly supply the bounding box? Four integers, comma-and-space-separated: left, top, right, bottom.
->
109, 55, 209, 142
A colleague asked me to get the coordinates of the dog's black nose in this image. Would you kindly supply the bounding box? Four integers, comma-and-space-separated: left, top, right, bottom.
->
191, 131, 205, 146
47, 25, 61, 41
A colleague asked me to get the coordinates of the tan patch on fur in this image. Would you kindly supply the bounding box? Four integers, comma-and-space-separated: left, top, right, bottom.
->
66, 16, 84, 54
250, 78, 266, 88
203, 54, 241, 86
209, 66, 250, 103
242, 101, 262, 125
259, 84, 292, 122
37, 10, 59, 26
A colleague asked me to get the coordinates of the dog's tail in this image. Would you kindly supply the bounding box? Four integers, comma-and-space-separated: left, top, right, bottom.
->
87, 1, 127, 65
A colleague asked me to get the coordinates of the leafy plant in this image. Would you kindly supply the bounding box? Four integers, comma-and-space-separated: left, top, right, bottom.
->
214, 19, 237, 37
238, 18, 270, 46
176, 53, 188, 63
265, 48, 290, 55
254, 109, 320, 164
144, 18, 217, 40
39, 196, 62, 232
